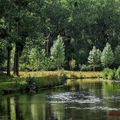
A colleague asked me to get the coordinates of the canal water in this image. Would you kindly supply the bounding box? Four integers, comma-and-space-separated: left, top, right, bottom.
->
0, 79, 120, 120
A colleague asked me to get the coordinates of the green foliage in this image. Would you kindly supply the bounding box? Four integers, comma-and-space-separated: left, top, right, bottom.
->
88, 46, 101, 66
20, 47, 56, 71
51, 35, 65, 69
80, 64, 102, 71
103, 67, 120, 80
114, 45, 120, 66
0, 41, 6, 71
80, 64, 93, 71
101, 43, 114, 68
69, 59, 76, 70
1, 0, 120, 72
107, 69, 116, 80
29, 48, 39, 70
115, 67, 120, 80
102, 68, 116, 80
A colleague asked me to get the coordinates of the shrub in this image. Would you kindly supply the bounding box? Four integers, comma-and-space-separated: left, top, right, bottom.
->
107, 69, 116, 80
80, 64, 93, 71
115, 67, 120, 80
69, 59, 76, 70
80, 64, 102, 71
102, 68, 116, 80
23, 76, 39, 93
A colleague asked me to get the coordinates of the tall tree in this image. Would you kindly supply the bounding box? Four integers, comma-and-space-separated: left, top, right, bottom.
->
51, 35, 65, 70
101, 43, 114, 67
11, 0, 44, 76
88, 46, 101, 68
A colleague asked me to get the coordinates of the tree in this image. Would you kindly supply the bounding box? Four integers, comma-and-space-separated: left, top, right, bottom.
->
101, 43, 114, 67
0, 41, 6, 72
1, 0, 120, 73
10, 0, 44, 76
88, 46, 101, 70
114, 45, 120, 66
50, 35, 65, 70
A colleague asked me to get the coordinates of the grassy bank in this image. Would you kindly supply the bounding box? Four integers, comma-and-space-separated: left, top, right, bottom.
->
19, 71, 101, 78
0, 71, 101, 94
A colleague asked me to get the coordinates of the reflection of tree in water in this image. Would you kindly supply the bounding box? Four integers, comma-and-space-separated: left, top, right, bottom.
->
102, 82, 120, 108
6, 96, 24, 120
7, 97, 11, 120
46, 102, 67, 120
14, 96, 24, 120
46, 103, 58, 120
0, 97, 7, 118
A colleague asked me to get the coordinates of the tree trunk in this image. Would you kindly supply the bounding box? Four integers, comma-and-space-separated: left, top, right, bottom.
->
13, 42, 24, 76
13, 43, 19, 76
7, 47, 12, 76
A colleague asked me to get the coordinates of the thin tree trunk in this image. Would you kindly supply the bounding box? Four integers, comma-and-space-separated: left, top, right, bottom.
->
13, 42, 24, 76
13, 43, 19, 76
7, 47, 12, 76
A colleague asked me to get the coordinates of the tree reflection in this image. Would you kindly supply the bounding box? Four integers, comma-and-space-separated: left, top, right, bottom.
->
7, 97, 11, 120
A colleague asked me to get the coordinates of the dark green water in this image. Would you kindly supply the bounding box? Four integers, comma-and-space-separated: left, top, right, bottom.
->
0, 80, 120, 120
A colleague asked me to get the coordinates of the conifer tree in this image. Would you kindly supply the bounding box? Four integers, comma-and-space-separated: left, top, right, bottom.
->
51, 35, 65, 70
101, 43, 114, 67
88, 46, 101, 66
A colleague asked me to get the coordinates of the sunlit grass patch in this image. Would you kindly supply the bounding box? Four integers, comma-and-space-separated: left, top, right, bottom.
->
19, 71, 101, 78
66, 78, 101, 86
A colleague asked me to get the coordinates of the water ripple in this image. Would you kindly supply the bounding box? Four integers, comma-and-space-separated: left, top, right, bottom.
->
48, 92, 100, 104
66, 106, 120, 111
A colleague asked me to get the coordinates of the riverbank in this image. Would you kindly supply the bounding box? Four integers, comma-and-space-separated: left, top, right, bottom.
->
0, 71, 101, 94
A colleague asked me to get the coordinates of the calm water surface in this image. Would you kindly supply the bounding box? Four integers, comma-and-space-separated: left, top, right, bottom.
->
0, 79, 120, 120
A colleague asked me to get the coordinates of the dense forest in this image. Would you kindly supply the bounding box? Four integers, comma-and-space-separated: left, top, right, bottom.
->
0, 0, 120, 76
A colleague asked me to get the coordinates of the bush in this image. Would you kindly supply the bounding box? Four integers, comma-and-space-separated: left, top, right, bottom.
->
102, 68, 109, 79
115, 67, 120, 80
80, 64, 93, 71
69, 59, 76, 70
102, 68, 116, 80
107, 69, 116, 80
80, 64, 102, 71
22, 76, 39, 93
